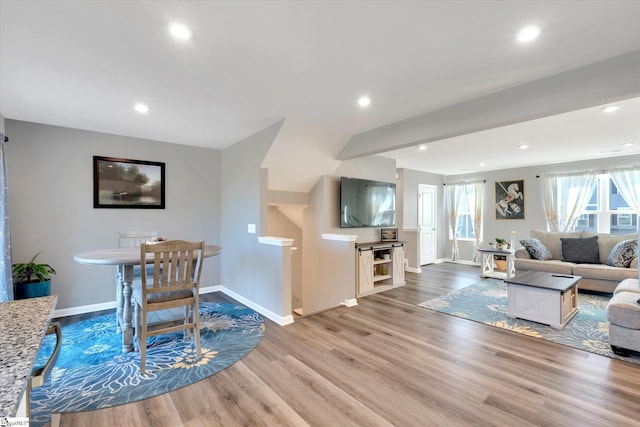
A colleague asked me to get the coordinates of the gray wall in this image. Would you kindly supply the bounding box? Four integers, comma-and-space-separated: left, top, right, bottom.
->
221, 120, 293, 318
267, 206, 303, 308
444, 154, 640, 261
5, 120, 221, 310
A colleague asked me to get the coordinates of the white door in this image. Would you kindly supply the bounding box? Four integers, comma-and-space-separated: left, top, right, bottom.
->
419, 184, 437, 265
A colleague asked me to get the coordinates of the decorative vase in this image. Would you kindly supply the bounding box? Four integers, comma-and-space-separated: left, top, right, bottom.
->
495, 260, 507, 271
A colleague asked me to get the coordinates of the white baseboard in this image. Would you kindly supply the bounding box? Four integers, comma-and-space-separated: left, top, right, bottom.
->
405, 266, 422, 273
342, 298, 358, 307
54, 301, 116, 318
218, 286, 295, 326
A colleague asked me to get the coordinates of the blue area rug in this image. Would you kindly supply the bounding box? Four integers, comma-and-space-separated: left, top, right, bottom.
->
418, 279, 640, 365
31, 302, 264, 426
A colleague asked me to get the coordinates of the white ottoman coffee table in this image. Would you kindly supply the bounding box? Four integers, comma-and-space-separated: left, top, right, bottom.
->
505, 271, 581, 329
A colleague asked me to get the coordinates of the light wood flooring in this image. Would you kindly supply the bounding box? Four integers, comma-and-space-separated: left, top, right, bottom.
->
53, 263, 640, 426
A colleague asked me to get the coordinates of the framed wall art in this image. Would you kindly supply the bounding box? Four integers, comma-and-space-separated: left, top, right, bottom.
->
495, 179, 524, 220
93, 156, 165, 209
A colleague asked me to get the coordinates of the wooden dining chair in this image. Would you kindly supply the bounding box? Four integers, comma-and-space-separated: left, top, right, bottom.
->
132, 239, 205, 374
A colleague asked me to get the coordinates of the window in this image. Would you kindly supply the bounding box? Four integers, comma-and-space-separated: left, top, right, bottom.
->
574, 174, 637, 235
447, 184, 481, 240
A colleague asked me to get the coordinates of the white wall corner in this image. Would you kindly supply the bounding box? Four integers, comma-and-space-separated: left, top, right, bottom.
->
321, 233, 358, 242
258, 236, 295, 246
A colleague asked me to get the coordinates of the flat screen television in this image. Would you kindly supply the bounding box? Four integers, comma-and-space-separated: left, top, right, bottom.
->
340, 177, 396, 228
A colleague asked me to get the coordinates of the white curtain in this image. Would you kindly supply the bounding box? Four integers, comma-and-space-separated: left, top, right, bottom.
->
610, 166, 640, 231
541, 171, 596, 232
444, 184, 463, 261
469, 181, 484, 262
444, 180, 484, 261
0, 132, 12, 301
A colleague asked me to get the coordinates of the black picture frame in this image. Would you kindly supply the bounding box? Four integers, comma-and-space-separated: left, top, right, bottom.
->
495, 179, 524, 220
380, 228, 398, 242
93, 156, 165, 209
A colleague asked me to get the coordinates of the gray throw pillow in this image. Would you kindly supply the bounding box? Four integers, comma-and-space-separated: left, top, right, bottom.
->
561, 236, 601, 264
519, 238, 553, 260
607, 239, 638, 268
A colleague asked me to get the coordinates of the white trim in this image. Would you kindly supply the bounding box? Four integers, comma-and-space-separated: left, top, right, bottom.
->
52, 285, 296, 327
442, 258, 480, 266
258, 236, 295, 246
402, 227, 419, 232
53, 285, 224, 318
54, 301, 116, 318
219, 286, 295, 326
321, 233, 357, 242
342, 298, 358, 307
405, 266, 423, 273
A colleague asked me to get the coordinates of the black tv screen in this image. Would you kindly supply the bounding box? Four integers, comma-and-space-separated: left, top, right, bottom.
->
340, 177, 396, 228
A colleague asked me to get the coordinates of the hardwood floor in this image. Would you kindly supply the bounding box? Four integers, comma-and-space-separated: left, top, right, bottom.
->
54, 263, 640, 426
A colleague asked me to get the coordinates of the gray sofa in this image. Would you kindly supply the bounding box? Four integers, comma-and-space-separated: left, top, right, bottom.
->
514, 230, 638, 293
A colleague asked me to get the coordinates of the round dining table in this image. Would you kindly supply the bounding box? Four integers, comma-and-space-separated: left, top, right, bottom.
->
74, 244, 222, 353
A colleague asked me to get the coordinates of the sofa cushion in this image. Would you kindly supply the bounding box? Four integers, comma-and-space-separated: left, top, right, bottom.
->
583, 232, 637, 266
514, 258, 575, 275
573, 263, 639, 282
561, 236, 601, 264
519, 238, 552, 260
607, 239, 638, 268
606, 292, 640, 329
530, 230, 582, 260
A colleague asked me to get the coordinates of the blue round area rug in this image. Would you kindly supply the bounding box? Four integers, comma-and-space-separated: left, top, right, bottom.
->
30, 302, 264, 426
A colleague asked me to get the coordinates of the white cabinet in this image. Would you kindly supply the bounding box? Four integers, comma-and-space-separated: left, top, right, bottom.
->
356, 242, 406, 297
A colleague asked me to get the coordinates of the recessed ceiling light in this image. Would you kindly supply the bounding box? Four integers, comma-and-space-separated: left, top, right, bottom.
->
418, 145, 427, 151
602, 105, 619, 113
519, 144, 529, 149
357, 96, 371, 108
134, 103, 149, 114
169, 23, 192, 40
479, 162, 486, 167
517, 25, 541, 43
622, 142, 635, 147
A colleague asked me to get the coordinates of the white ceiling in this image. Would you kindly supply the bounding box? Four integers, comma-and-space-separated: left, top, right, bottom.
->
1, 0, 640, 175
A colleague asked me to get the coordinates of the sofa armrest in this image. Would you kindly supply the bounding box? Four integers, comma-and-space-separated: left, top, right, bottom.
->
515, 248, 532, 259
631, 257, 638, 269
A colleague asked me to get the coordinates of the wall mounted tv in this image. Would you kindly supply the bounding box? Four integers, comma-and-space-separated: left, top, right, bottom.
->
340, 177, 396, 228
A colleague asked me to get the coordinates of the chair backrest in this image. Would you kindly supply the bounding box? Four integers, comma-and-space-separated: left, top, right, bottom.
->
140, 240, 205, 295
117, 230, 158, 248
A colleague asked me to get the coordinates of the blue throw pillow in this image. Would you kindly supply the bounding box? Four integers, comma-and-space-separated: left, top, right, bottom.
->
561, 236, 601, 264
519, 238, 552, 260
607, 239, 638, 268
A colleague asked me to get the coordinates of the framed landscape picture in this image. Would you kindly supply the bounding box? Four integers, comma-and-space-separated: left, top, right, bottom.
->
495, 179, 524, 220
93, 156, 165, 209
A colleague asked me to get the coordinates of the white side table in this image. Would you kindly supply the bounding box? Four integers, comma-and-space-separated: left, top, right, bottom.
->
478, 247, 515, 279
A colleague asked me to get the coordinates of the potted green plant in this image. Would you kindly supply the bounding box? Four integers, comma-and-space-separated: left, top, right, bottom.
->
495, 238, 509, 250
12, 251, 56, 299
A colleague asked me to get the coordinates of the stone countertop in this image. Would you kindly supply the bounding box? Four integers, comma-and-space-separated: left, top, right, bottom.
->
0, 295, 57, 417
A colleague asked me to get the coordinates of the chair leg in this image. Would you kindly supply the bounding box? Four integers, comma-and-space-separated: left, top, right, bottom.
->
140, 308, 147, 374
133, 303, 140, 350
193, 302, 201, 358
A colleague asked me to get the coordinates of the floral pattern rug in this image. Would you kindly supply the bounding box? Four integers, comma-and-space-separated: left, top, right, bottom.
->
30, 302, 264, 426
418, 279, 640, 365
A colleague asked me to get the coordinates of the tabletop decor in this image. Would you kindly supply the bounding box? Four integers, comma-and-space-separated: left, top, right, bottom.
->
93, 156, 165, 209
29, 301, 264, 427
418, 279, 640, 366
